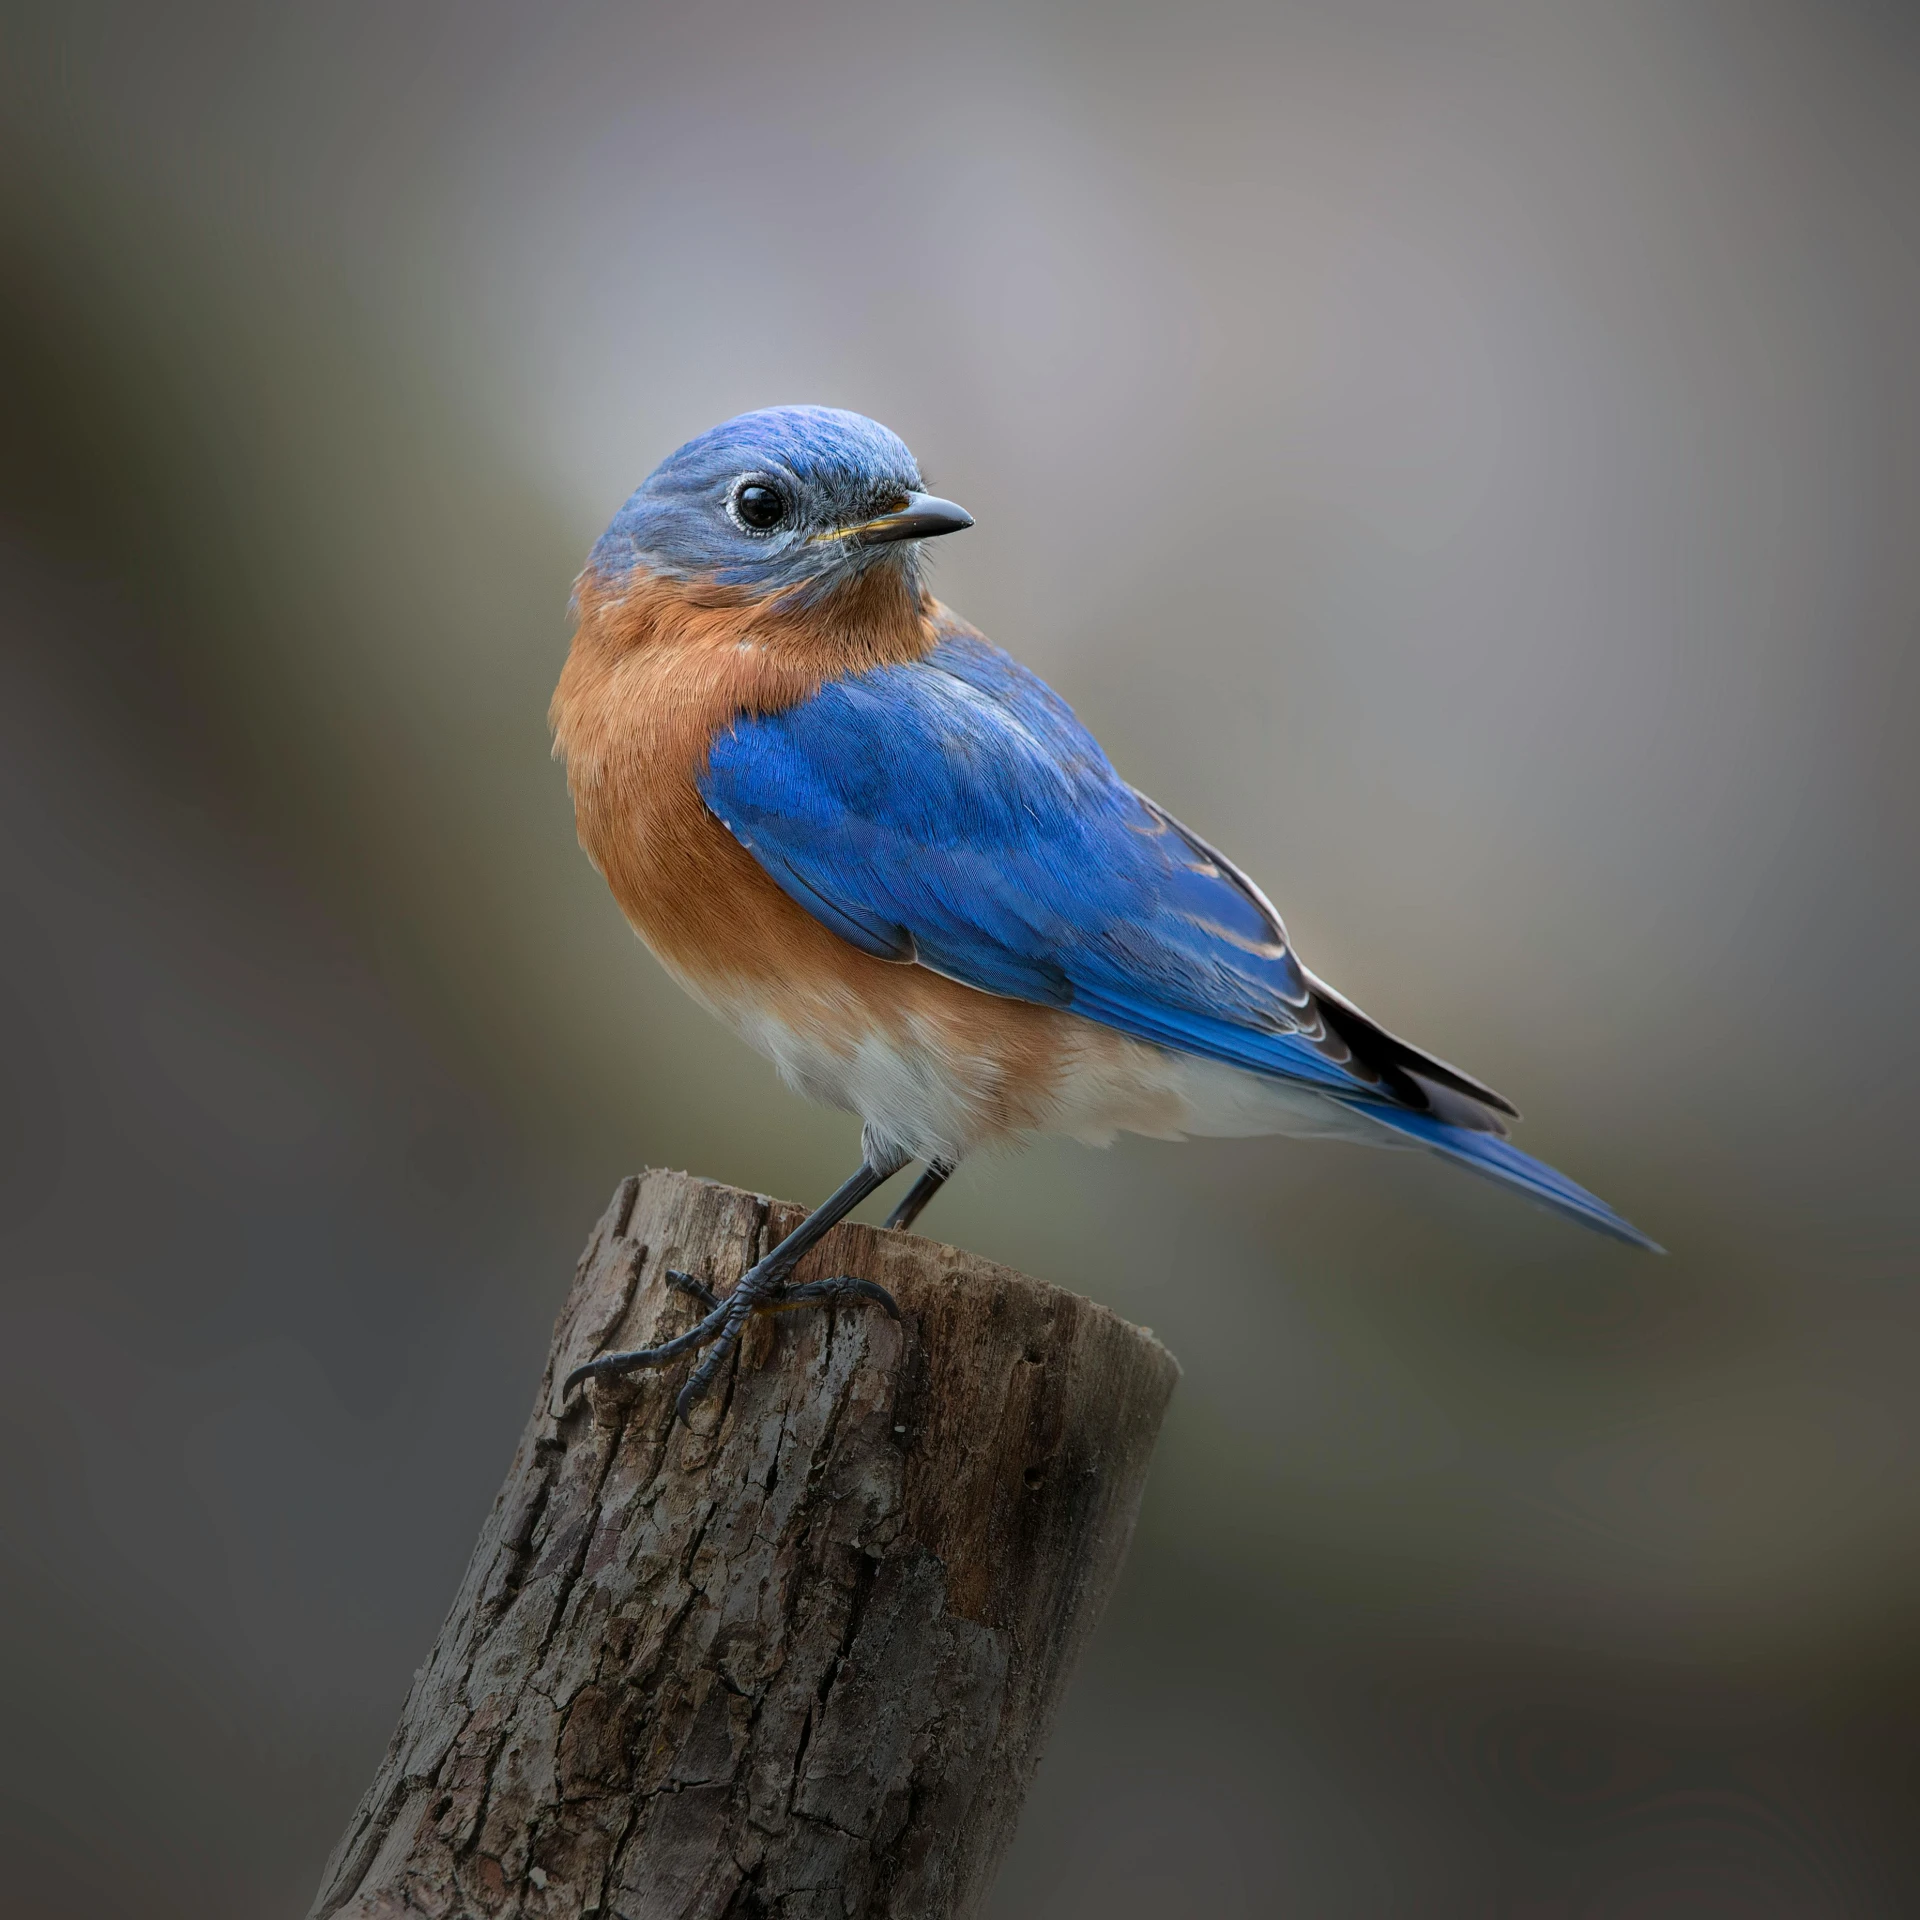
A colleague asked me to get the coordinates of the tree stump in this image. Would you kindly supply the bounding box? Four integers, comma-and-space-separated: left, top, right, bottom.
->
310, 1168, 1179, 1920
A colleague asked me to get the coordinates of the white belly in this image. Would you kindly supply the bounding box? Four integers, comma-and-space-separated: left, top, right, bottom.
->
717, 988, 1391, 1167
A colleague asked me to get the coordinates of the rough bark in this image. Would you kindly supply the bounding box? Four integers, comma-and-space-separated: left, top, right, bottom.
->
310, 1168, 1180, 1920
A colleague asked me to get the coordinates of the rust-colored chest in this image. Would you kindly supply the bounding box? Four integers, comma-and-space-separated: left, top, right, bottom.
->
549, 566, 937, 991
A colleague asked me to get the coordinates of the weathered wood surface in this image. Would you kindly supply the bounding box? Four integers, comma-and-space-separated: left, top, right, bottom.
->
311, 1168, 1179, 1920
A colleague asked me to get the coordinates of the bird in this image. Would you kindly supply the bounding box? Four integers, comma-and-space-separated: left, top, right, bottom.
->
552, 405, 1658, 1416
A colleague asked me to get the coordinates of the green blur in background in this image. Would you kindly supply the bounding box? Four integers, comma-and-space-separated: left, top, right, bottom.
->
2, 3, 1917, 1914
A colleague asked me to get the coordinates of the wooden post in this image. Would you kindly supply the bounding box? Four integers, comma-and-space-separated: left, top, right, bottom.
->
310, 1168, 1179, 1920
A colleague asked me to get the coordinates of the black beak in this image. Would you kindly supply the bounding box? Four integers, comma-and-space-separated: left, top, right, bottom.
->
846, 491, 974, 547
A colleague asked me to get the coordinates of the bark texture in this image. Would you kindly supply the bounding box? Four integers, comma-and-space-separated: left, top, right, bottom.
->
311, 1168, 1179, 1920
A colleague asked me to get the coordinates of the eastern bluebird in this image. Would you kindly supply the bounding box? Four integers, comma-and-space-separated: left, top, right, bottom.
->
553, 407, 1658, 1416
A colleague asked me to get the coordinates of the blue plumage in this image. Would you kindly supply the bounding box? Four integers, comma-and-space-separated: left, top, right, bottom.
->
702, 628, 1660, 1251
592, 405, 927, 591
701, 633, 1336, 1069
1355, 1108, 1660, 1249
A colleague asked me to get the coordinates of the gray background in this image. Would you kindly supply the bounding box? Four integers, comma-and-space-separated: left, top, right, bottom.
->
3, 3, 1917, 1914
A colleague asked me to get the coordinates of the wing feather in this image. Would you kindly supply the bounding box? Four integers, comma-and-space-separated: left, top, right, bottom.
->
701, 630, 1485, 1114
698, 628, 1657, 1248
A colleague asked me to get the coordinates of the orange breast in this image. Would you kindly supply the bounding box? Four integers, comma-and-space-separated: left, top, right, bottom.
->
548, 563, 1095, 1147
550, 563, 930, 996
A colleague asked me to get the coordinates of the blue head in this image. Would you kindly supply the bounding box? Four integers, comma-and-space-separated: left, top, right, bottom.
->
589, 406, 972, 596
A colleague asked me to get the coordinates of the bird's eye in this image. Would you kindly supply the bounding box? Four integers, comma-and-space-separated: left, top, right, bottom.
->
733, 482, 788, 531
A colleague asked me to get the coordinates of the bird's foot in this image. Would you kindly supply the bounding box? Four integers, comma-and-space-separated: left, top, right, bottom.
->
562, 1257, 901, 1421
664, 1267, 721, 1310
667, 1270, 901, 1419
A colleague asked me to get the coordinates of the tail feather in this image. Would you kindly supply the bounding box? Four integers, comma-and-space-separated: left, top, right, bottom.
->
1347, 1101, 1663, 1252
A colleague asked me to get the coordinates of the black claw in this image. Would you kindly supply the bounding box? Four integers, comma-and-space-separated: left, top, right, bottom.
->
563, 1346, 674, 1399
562, 1354, 616, 1399
675, 1314, 748, 1422
665, 1267, 722, 1310
562, 1300, 732, 1400
777, 1275, 903, 1320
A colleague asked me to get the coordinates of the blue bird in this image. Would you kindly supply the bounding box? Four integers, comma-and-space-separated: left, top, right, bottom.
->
552, 406, 1659, 1416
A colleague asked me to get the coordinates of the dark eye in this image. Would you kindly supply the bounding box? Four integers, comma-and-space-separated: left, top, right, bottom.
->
734, 482, 788, 531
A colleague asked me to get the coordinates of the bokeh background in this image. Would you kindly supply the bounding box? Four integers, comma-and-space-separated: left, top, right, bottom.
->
3, 3, 1918, 1914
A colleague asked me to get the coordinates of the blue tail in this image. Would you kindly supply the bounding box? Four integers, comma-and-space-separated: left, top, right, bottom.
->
1347, 1103, 1663, 1252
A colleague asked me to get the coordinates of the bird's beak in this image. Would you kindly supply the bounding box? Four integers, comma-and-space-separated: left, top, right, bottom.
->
841, 492, 974, 547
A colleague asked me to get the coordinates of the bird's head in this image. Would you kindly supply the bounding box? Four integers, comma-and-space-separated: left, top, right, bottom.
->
588, 406, 972, 598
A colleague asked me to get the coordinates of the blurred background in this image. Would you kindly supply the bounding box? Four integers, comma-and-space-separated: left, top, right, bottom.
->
3, 2, 1917, 1913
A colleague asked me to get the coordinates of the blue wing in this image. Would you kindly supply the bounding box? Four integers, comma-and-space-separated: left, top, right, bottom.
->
705, 632, 1353, 1093
700, 630, 1656, 1249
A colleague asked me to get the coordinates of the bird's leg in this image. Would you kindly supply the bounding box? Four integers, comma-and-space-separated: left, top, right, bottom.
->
883, 1158, 955, 1234
564, 1148, 910, 1420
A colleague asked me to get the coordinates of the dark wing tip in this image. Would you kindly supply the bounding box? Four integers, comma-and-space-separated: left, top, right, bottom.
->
1309, 979, 1522, 1124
